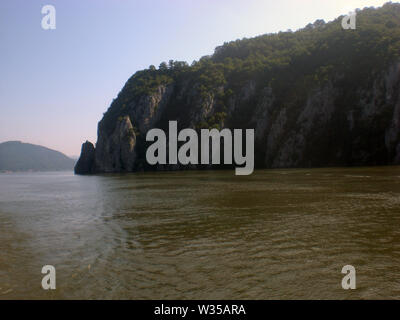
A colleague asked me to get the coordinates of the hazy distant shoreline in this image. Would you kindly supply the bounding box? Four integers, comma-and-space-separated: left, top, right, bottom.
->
0, 169, 74, 173
0, 141, 76, 172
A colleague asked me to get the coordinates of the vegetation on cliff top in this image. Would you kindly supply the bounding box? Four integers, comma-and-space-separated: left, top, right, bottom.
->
100, 2, 400, 136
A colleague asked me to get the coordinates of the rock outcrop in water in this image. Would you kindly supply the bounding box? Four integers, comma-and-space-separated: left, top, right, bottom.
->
75, 3, 400, 174
74, 141, 95, 174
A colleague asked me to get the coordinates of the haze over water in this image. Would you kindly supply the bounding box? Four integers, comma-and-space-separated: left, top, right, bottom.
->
1, 166, 400, 299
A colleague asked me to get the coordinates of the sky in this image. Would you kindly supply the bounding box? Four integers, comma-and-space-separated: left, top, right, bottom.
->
0, 0, 391, 157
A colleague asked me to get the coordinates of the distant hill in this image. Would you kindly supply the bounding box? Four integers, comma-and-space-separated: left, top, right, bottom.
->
0, 141, 75, 172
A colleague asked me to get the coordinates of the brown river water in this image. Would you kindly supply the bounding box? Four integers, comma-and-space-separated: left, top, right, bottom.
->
1, 166, 400, 299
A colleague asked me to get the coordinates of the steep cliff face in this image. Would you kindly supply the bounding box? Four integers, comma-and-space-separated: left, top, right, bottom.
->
75, 4, 400, 174
94, 115, 136, 173
385, 62, 400, 163
262, 64, 400, 168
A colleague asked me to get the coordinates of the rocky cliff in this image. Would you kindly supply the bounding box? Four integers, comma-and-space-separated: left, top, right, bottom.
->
75, 3, 400, 174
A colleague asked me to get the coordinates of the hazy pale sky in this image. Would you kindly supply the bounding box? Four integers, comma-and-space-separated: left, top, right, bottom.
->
0, 0, 391, 157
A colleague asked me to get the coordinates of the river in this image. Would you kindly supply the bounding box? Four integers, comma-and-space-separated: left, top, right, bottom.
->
1, 166, 400, 299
